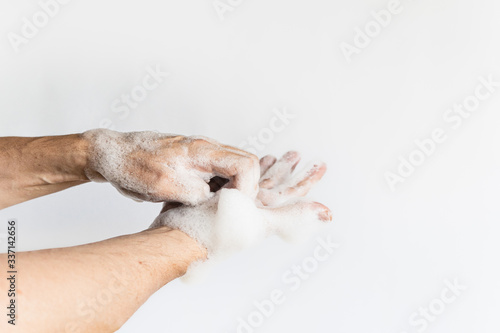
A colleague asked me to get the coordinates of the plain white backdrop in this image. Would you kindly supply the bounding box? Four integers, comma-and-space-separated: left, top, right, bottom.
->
1, 0, 500, 332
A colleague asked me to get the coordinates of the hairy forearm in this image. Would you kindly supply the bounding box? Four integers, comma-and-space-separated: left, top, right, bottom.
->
0, 226, 207, 333
0, 134, 90, 209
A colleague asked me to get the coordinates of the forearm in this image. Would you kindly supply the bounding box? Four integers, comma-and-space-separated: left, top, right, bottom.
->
0, 226, 206, 333
0, 134, 90, 209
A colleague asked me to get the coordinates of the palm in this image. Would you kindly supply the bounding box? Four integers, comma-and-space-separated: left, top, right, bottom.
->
160, 151, 331, 222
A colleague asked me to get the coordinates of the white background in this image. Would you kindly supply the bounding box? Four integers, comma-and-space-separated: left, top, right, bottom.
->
1, 0, 500, 332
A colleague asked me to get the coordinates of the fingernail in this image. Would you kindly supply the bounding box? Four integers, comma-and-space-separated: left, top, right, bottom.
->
319, 209, 333, 222
284, 151, 300, 161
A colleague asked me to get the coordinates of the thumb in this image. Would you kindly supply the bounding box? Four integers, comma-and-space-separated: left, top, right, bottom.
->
168, 175, 213, 206
263, 200, 331, 243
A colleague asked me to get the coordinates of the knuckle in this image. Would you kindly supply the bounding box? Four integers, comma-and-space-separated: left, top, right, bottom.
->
259, 178, 274, 189
240, 154, 259, 170
248, 154, 260, 166
183, 136, 210, 150
191, 139, 208, 148
189, 136, 216, 147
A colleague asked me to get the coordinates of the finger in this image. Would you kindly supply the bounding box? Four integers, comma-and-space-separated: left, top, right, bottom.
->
187, 137, 260, 198
269, 200, 332, 223
205, 151, 260, 199
260, 151, 301, 189
190, 135, 256, 159
263, 200, 332, 244
259, 155, 277, 177
285, 162, 327, 197
310, 201, 333, 222
163, 175, 213, 205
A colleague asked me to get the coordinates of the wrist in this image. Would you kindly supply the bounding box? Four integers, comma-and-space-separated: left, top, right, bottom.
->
81, 129, 115, 183
83, 129, 136, 183
73, 133, 91, 181
145, 226, 208, 279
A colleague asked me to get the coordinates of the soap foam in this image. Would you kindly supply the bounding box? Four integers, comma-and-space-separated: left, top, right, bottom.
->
84, 129, 260, 204
151, 188, 326, 282
84, 129, 170, 202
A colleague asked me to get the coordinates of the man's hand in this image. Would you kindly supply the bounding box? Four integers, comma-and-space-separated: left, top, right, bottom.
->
0, 130, 259, 209
152, 151, 332, 259
84, 129, 260, 205
257, 151, 331, 221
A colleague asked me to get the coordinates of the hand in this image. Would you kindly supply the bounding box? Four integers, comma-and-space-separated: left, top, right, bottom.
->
257, 151, 331, 221
151, 151, 332, 257
158, 151, 331, 215
83, 129, 260, 205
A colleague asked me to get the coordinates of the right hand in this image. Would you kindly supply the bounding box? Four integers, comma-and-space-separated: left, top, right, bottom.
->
83, 129, 260, 205
151, 151, 332, 253
257, 151, 332, 221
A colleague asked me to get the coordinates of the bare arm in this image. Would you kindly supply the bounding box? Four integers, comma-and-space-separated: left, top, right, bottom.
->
0, 130, 260, 210
0, 226, 207, 333
0, 134, 90, 209
0, 153, 331, 332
